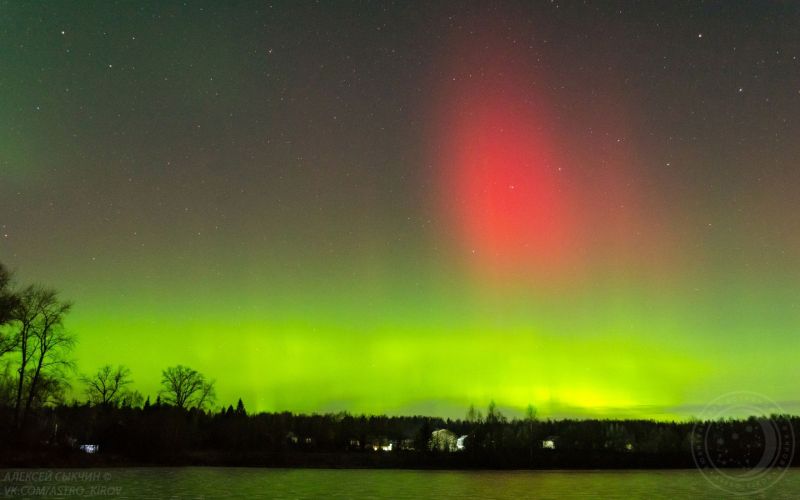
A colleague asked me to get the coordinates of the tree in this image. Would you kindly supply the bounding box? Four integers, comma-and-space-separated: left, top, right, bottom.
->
12, 286, 75, 427
525, 404, 538, 422
483, 400, 507, 450
415, 418, 433, 452
120, 390, 144, 408
0, 363, 18, 407
466, 404, 483, 423
486, 400, 505, 424
159, 365, 216, 410
235, 398, 247, 417
0, 263, 19, 358
525, 404, 538, 460
81, 364, 132, 406
26, 371, 69, 408
196, 377, 216, 410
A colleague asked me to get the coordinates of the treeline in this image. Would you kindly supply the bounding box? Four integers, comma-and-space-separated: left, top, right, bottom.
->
2, 262, 798, 469
4, 399, 799, 469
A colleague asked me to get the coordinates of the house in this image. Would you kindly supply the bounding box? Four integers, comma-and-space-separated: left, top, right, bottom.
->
367, 437, 394, 451
79, 444, 99, 454
542, 436, 558, 450
430, 429, 458, 452
398, 438, 415, 451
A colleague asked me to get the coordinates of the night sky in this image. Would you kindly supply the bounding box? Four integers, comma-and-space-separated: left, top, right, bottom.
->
2, 1, 800, 418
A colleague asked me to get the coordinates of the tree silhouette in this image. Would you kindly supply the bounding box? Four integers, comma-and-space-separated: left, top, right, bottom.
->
466, 403, 483, 423
525, 404, 537, 422
483, 400, 507, 450
159, 365, 216, 410
0, 263, 20, 358
120, 389, 144, 408
12, 286, 74, 427
525, 404, 538, 460
81, 364, 132, 406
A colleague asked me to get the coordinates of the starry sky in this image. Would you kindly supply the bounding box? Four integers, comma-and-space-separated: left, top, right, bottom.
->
2, 1, 800, 418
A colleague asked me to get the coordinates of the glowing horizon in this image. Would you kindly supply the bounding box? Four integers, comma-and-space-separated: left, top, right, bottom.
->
2, 2, 799, 420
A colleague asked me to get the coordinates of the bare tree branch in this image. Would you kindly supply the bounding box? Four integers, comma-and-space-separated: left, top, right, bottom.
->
160, 365, 216, 410
81, 364, 133, 406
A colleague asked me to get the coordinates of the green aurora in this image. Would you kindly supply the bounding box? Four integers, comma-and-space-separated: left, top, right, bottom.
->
2, 1, 800, 418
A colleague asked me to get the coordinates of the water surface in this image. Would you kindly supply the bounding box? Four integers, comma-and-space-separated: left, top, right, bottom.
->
3, 468, 799, 499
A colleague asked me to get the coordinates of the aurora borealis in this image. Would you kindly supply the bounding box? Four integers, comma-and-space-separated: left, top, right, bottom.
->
2, 1, 800, 419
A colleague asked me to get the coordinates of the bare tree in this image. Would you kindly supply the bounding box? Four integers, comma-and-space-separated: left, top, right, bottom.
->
13, 286, 75, 426
12, 286, 41, 424
0, 263, 20, 358
0, 363, 17, 407
26, 371, 70, 408
195, 380, 216, 410
159, 365, 216, 410
120, 389, 144, 408
81, 364, 132, 406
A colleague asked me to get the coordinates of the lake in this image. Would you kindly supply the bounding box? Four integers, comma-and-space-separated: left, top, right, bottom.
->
2, 468, 799, 498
